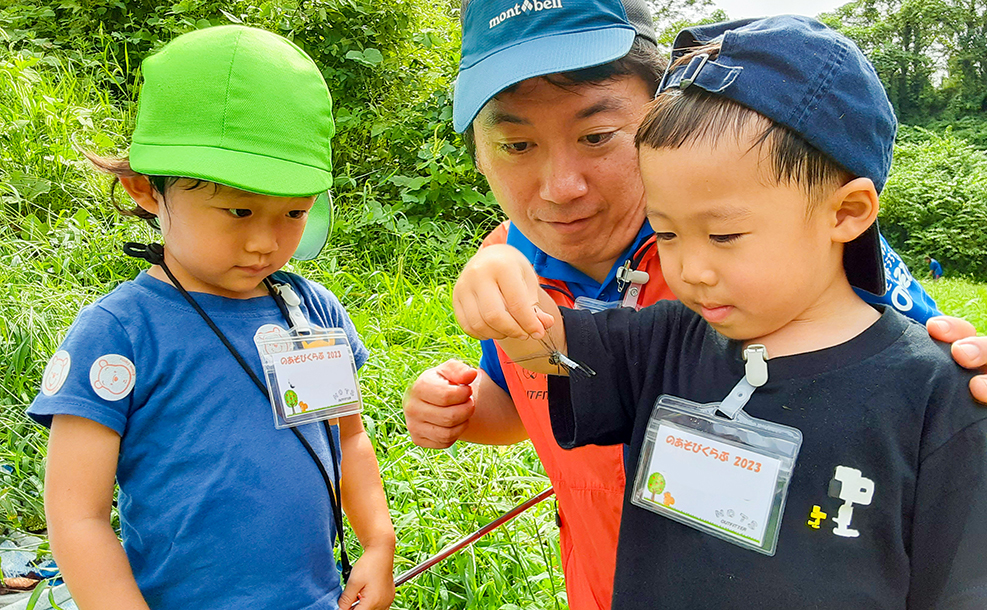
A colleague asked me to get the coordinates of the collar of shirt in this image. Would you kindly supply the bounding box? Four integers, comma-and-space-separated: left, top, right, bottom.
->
505, 221, 655, 302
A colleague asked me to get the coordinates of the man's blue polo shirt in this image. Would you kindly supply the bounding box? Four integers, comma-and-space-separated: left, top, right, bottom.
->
479, 223, 941, 392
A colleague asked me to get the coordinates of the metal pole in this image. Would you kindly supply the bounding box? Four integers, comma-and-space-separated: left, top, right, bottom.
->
394, 486, 555, 587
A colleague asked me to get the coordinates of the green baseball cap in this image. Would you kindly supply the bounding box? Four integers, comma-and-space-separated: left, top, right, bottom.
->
129, 25, 334, 260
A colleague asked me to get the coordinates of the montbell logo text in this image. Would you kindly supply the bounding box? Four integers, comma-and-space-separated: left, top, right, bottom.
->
489, 0, 563, 28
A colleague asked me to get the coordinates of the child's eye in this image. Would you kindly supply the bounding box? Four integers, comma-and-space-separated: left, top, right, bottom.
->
287, 210, 308, 219
654, 232, 677, 242
710, 233, 743, 244
227, 209, 252, 218
582, 131, 615, 146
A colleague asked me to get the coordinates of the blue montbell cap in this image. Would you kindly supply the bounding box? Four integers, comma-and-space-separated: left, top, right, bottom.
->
660, 15, 895, 295
453, 0, 657, 133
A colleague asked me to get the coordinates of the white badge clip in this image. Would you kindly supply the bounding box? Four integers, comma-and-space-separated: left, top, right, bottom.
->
272, 284, 312, 334
616, 260, 650, 310
718, 344, 767, 420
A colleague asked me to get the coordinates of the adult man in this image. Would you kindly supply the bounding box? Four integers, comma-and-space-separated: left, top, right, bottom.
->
404, 1, 987, 608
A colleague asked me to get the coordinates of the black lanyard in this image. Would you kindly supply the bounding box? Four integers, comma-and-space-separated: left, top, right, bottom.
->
123, 242, 352, 582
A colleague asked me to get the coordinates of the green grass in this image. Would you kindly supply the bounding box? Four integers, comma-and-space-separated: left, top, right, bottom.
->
920, 277, 987, 334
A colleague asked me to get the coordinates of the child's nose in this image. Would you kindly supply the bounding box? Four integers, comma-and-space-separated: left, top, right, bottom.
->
245, 227, 278, 254
680, 255, 717, 286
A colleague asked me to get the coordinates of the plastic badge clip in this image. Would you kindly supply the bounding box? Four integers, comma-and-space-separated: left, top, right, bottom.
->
717, 345, 768, 420
272, 284, 311, 334
616, 260, 650, 293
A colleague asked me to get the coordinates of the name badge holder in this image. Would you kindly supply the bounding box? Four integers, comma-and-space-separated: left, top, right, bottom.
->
254, 283, 363, 430
630, 346, 802, 556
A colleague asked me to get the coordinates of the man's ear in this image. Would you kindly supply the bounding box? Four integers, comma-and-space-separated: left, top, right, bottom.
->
830, 177, 880, 244
118, 175, 162, 216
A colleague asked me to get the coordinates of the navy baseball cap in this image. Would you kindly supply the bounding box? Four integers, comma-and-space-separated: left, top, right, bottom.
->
659, 15, 893, 295
453, 0, 657, 133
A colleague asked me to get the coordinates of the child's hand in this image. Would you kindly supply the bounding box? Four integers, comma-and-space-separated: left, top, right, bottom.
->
337, 545, 395, 609
453, 244, 555, 341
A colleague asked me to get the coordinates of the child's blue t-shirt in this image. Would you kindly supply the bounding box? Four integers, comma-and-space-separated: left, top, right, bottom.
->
28, 270, 368, 610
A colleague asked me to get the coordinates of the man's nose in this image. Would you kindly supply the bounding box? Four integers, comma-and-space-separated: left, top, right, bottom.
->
539, 147, 589, 204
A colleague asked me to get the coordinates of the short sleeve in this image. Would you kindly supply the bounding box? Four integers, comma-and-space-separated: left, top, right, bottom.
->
479, 339, 509, 392
28, 304, 137, 435
908, 419, 987, 608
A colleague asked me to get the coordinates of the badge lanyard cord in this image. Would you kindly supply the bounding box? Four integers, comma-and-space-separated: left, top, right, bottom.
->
123, 242, 352, 582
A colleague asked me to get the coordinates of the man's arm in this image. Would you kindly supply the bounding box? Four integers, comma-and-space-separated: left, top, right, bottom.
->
403, 361, 529, 447
45, 415, 151, 610
335, 414, 396, 610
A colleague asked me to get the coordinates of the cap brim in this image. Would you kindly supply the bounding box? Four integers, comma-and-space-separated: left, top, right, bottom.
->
845, 222, 885, 296
130, 143, 333, 197
453, 27, 635, 132
294, 191, 331, 261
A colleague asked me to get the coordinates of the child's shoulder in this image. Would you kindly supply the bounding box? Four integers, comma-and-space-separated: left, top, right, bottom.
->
879, 308, 986, 456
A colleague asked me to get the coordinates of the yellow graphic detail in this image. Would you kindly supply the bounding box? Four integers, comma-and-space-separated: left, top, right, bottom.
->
662, 492, 675, 507
807, 505, 828, 529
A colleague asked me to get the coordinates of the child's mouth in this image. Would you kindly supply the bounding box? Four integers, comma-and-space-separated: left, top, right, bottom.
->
700, 304, 733, 323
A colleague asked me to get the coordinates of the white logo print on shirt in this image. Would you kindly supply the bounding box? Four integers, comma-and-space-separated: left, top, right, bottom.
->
828, 465, 874, 538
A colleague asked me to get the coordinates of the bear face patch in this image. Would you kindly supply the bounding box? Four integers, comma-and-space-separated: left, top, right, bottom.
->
89, 354, 136, 401
41, 350, 71, 396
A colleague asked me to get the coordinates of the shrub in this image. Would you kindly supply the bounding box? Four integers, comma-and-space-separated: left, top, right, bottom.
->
881, 126, 987, 279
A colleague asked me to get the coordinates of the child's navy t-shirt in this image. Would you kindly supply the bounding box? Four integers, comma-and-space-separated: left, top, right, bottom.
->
29, 270, 368, 610
549, 304, 987, 609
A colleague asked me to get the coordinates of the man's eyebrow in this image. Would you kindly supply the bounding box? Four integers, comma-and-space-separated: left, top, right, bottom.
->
482, 109, 531, 128
576, 98, 628, 120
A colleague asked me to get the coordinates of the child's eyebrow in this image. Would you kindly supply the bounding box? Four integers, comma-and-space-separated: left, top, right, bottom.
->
648, 207, 753, 222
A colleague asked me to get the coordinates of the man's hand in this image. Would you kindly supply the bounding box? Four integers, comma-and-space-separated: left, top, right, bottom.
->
403, 360, 478, 449
337, 544, 395, 610
927, 316, 987, 404
453, 244, 554, 341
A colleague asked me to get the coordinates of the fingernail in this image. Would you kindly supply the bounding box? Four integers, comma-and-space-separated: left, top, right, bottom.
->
957, 342, 982, 360
929, 318, 949, 334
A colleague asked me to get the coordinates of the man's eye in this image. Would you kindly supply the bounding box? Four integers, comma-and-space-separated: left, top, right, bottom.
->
583, 132, 615, 145
501, 141, 531, 153
227, 209, 252, 218
710, 234, 743, 244
287, 210, 308, 219
654, 232, 677, 242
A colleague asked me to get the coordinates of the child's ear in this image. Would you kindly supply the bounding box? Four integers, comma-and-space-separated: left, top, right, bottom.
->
830, 177, 880, 244
118, 175, 162, 216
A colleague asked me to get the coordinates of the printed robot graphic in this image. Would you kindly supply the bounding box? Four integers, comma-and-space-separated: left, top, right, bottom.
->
89, 354, 137, 401
828, 465, 874, 538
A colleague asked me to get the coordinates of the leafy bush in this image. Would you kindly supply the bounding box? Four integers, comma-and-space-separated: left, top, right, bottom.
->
881, 126, 987, 279
0, 0, 499, 277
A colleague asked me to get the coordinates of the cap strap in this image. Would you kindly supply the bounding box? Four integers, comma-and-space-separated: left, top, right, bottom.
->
659, 58, 743, 95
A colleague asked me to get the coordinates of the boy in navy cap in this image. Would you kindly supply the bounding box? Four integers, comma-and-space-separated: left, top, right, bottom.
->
453, 15, 987, 608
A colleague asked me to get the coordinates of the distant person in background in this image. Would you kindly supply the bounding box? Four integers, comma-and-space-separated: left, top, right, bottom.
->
926, 255, 944, 280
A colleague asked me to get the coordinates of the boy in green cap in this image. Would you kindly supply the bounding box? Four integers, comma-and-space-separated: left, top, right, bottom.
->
28, 26, 395, 610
